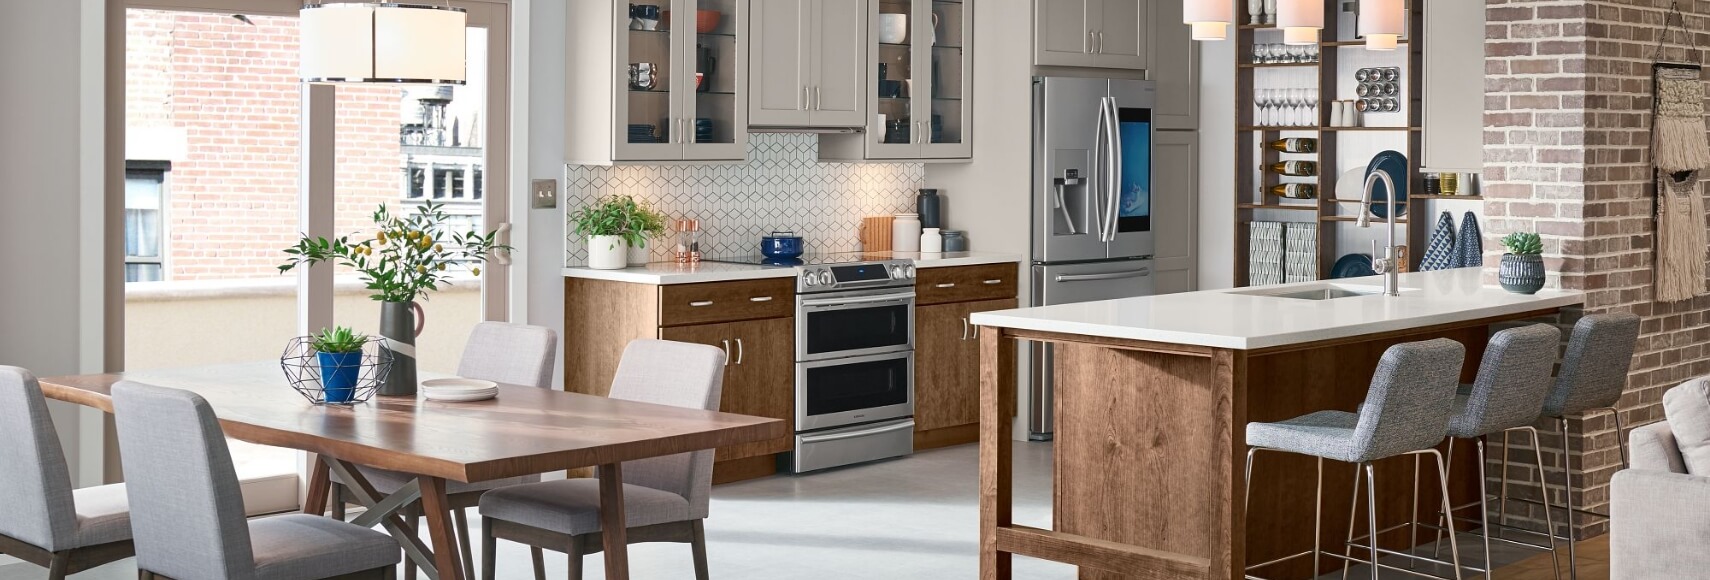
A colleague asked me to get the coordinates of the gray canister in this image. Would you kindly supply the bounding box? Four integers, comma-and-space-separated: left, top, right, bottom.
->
917, 189, 942, 229
941, 230, 967, 252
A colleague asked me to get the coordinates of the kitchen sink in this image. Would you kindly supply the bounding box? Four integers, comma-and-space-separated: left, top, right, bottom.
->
1230, 284, 1385, 301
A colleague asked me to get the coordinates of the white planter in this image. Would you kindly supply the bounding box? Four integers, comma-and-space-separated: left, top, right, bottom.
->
587, 235, 629, 270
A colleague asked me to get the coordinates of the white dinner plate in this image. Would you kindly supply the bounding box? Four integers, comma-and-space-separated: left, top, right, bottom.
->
421, 378, 498, 393
423, 388, 497, 402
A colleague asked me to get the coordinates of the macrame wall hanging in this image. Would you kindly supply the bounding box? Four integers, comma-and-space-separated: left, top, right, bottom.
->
1650, 1, 1709, 303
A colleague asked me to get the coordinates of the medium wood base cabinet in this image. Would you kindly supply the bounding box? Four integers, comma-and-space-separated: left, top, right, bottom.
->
912, 264, 1019, 449
660, 317, 795, 463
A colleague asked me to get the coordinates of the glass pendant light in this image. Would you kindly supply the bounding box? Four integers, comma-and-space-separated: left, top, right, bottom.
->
1359, 0, 1404, 51
1277, 0, 1323, 46
1184, 0, 1232, 41
300, 2, 467, 84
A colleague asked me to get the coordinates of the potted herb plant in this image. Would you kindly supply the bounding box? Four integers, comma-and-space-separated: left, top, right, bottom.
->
280, 201, 507, 396
1498, 232, 1546, 294
569, 195, 667, 270
311, 326, 367, 404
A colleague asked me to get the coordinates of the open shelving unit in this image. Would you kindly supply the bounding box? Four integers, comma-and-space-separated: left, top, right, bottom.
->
1233, 2, 1477, 287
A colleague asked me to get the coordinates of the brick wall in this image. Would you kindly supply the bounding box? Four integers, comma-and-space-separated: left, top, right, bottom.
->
126, 10, 400, 281
1483, 0, 1710, 538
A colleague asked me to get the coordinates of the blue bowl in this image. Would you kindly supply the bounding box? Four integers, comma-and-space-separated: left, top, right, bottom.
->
761, 232, 803, 258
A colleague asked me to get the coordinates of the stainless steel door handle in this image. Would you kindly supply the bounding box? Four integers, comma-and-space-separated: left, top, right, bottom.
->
802, 86, 809, 110
961, 317, 969, 340
1086, 29, 1094, 53
1091, 97, 1111, 242
814, 86, 821, 110
1103, 97, 1121, 242
1054, 268, 1151, 283
689, 300, 714, 307
983, 279, 1003, 285
749, 296, 774, 302
720, 339, 730, 366
735, 338, 744, 365
973, 323, 980, 339
1096, 31, 1104, 54
799, 292, 916, 307
934, 283, 956, 288
678, 118, 686, 144
798, 420, 916, 444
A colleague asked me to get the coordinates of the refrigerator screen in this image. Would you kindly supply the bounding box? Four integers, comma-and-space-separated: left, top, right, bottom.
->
1116, 108, 1151, 233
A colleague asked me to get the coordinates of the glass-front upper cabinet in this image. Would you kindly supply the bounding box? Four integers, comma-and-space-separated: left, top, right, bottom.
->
821, 0, 970, 161
567, 0, 748, 164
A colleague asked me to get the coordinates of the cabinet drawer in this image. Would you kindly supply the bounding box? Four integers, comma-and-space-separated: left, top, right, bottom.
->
660, 278, 795, 326
915, 263, 1019, 305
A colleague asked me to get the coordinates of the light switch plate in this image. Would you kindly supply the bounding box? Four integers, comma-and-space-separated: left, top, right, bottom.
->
531, 178, 558, 209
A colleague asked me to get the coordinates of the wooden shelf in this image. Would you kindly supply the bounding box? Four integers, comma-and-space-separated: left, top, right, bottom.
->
1238, 23, 1277, 30
1239, 62, 1321, 69
1324, 126, 1421, 132
1239, 126, 1324, 132
1321, 215, 1409, 224
1239, 203, 1321, 211
1412, 195, 1483, 200
1238, 126, 1422, 132
1322, 39, 1412, 47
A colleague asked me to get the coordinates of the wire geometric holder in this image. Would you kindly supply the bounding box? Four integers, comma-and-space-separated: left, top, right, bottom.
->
280, 336, 394, 406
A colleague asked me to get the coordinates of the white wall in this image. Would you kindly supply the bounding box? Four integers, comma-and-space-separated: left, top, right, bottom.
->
524, 0, 568, 388
1196, 35, 1235, 290
0, 0, 110, 488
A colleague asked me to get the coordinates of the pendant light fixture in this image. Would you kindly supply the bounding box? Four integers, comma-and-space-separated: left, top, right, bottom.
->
300, 2, 467, 84
1183, 0, 1232, 41
1276, 0, 1323, 46
1358, 0, 1404, 51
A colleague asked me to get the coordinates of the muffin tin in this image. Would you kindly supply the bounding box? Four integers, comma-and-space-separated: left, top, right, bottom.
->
1354, 67, 1401, 113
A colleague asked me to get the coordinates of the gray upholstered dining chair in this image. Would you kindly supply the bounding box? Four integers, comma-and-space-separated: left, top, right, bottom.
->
330, 321, 558, 579
112, 381, 401, 580
0, 366, 133, 579
478, 339, 726, 580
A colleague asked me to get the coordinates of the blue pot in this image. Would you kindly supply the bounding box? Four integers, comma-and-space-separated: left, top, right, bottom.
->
761, 231, 804, 258
318, 351, 363, 404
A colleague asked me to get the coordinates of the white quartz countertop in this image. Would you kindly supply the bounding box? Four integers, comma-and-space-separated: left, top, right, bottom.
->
969, 268, 1584, 350
562, 251, 1021, 285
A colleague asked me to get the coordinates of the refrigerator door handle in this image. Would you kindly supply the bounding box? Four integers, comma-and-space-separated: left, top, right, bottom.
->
1090, 97, 1111, 242
1053, 268, 1151, 283
1103, 96, 1122, 243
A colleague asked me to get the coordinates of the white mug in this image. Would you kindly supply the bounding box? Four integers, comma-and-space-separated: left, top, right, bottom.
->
1328, 101, 1346, 127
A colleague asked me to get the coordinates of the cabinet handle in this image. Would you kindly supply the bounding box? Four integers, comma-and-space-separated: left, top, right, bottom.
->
934, 282, 957, 288
1096, 31, 1104, 54
689, 300, 715, 307
749, 296, 774, 302
721, 339, 731, 366
735, 338, 744, 365
814, 86, 821, 110
1086, 29, 1094, 53
983, 279, 1003, 285
802, 86, 809, 110
973, 323, 981, 340
961, 317, 969, 341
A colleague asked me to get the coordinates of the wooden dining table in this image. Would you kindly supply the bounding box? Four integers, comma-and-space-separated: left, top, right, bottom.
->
38, 364, 786, 580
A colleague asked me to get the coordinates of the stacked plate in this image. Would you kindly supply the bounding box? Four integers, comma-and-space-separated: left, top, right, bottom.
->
1248, 221, 1285, 286
1284, 223, 1319, 283
627, 124, 659, 143
421, 378, 498, 402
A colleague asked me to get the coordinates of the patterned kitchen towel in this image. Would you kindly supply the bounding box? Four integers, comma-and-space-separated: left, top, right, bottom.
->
1419, 211, 1457, 271
1454, 212, 1484, 268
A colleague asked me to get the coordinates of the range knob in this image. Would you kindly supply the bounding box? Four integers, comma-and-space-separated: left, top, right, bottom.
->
890, 265, 904, 279
804, 272, 819, 286
905, 265, 917, 278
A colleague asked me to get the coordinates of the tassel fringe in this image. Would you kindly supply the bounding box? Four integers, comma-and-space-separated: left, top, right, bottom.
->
1653, 115, 1710, 173
1656, 173, 1707, 302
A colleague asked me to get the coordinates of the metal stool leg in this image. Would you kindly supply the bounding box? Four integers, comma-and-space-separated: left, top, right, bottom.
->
1557, 416, 1578, 580
1409, 453, 1421, 569
1498, 431, 1511, 531
1475, 437, 1493, 576
1606, 407, 1629, 469
1519, 426, 1563, 580
1427, 448, 1466, 580
1344, 465, 1362, 580
1364, 463, 1380, 580
1433, 438, 1457, 559
1315, 456, 1325, 573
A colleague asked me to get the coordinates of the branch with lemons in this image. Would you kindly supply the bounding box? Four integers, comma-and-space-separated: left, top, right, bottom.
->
278, 201, 509, 303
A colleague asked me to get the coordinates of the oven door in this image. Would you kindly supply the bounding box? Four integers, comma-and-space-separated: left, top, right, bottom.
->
796, 289, 915, 361
796, 351, 914, 432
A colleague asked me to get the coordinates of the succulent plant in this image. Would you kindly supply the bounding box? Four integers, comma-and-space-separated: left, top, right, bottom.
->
1500, 232, 1543, 256
309, 326, 368, 354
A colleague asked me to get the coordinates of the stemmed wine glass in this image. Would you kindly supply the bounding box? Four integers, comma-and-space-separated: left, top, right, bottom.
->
1255, 89, 1271, 126
1305, 87, 1319, 127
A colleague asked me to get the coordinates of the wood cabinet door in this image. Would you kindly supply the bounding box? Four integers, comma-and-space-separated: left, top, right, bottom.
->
1033, 0, 1094, 67
914, 302, 977, 432
808, 0, 868, 126
1091, 0, 1150, 70
660, 317, 795, 461
748, 0, 812, 126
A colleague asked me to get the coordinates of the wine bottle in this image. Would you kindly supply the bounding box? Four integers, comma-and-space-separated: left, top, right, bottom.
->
1267, 138, 1319, 153
1267, 161, 1319, 177
1268, 184, 1318, 199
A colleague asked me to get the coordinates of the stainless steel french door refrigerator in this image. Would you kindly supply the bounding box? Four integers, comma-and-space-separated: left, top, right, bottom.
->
1029, 76, 1158, 440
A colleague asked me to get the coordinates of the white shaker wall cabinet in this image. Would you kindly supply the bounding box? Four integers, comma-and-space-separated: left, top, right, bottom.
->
748, 0, 868, 127
1149, 0, 1197, 130
565, 0, 750, 164
1032, 0, 1152, 71
1422, 0, 1484, 173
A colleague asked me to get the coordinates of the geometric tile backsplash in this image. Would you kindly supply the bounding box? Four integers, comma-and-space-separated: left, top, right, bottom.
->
564, 133, 925, 266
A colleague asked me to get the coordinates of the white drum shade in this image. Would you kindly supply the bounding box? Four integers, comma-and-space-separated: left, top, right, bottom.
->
1283, 27, 1319, 45
1359, 0, 1404, 51
1183, 0, 1231, 41
300, 3, 467, 84
1277, 0, 1323, 45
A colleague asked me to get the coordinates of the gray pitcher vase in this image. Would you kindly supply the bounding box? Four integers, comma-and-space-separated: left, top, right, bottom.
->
378, 301, 423, 396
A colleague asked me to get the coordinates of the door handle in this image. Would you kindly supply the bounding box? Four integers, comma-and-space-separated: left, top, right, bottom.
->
735, 338, 744, 365
961, 317, 969, 340
1097, 31, 1104, 54
1054, 268, 1151, 283
689, 300, 715, 307
973, 323, 980, 340
1091, 97, 1111, 242
1086, 29, 1094, 53
678, 118, 686, 144
798, 420, 916, 444
492, 222, 514, 266
934, 282, 956, 288
1103, 96, 1122, 242
983, 279, 1003, 285
749, 296, 774, 302
814, 86, 821, 110
802, 86, 809, 110
720, 339, 730, 366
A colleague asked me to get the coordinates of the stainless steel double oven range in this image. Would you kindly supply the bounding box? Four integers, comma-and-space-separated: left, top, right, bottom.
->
709, 254, 919, 473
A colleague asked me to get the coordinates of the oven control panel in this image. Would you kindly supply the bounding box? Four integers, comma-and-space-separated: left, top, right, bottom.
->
798, 260, 915, 293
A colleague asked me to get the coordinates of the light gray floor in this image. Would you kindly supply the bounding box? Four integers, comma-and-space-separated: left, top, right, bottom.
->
0, 441, 1557, 580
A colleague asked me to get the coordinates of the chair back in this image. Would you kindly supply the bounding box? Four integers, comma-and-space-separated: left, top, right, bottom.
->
1350, 338, 1466, 463
112, 382, 256, 580
606, 339, 726, 520
1449, 324, 1562, 438
0, 366, 78, 551
457, 321, 559, 389
1543, 313, 1641, 417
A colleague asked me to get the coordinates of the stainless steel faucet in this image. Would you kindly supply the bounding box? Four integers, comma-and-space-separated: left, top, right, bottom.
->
1356, 171, 1401, 296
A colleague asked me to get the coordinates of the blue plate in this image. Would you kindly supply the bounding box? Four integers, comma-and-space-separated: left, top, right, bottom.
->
1331, 253, 1377, 279
1366, 150, 1409, 219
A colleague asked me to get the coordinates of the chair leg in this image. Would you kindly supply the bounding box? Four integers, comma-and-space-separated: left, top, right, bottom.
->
567, 537, 584, 580
531, 547, 546, 580
1609, 408, 1629, 469
1407, 453, 1420, 569
331, 483, 347, 520
1475, 437, 1493, 575
1520, 427, 1563, 580
1557, 417, 1579, 580
1428, 449, 1465, 580
691, 520, 711, 580
1313, 456, 1324, 574
1433, 438, 1457, 560
1498, 430, 1512, 530
455, 508, 476, 580
47, 552, 70, 580
1342, 465, 1361, 580
482, 517, 498, 580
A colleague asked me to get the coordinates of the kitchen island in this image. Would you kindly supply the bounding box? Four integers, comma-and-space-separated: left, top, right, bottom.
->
968, 268, 1584, 580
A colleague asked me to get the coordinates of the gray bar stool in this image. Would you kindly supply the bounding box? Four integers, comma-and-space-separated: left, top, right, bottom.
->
1409, 324, 1563, 577
1533, 313, 1640, 580
1244, 338, 1468, 580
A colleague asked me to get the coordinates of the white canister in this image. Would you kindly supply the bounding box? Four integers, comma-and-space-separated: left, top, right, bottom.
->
587, 235, 628, 270
1341, 102, 1358, 128
920, 227, 943, 253
893, 213, 922, 252
1328, 101, 1346, 127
